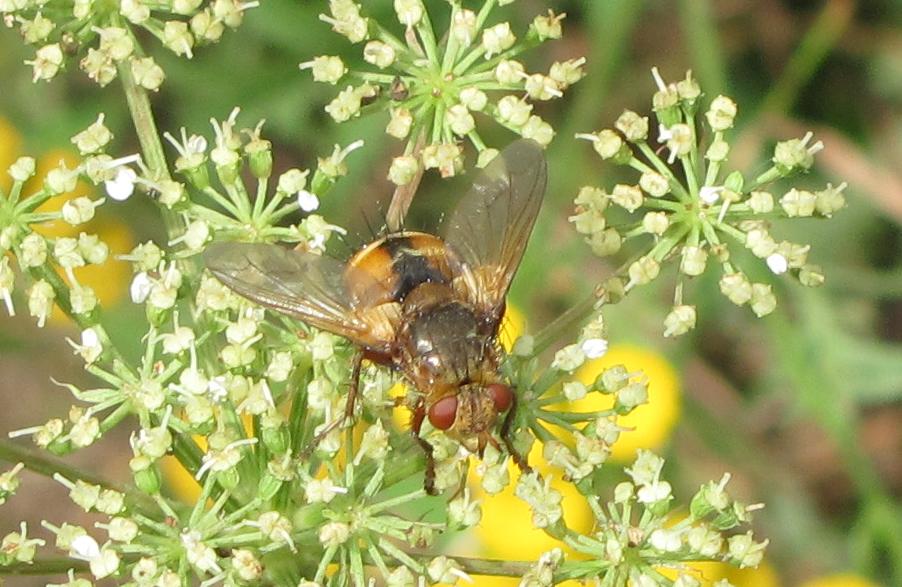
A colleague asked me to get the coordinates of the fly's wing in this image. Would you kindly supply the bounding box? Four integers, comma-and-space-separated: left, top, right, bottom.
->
444, 139, 547, 329
204, 242, 391, 348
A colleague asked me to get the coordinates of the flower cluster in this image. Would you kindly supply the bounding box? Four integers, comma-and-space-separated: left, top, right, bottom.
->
573, 69, 845, 336
0, 116, 139, 330
301, 0, 584, 183
1, 0, 258, 87
558, 451, 767, 585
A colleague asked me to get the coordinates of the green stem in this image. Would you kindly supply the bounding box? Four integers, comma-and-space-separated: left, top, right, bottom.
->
0, 439, 156, 515
0, 558, 89, 576
118, 63, 170, 181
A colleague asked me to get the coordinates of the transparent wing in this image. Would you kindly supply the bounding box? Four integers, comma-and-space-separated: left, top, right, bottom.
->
204, 242, 383, 345
444, 139, 547, 326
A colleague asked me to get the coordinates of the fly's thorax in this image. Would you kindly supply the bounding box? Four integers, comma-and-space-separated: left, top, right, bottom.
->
395, 294, 496, 390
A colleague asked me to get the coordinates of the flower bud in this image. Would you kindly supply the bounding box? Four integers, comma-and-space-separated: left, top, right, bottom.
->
520, 115, 554, 146
610, 184, 643, 212
719, 272, 752, 305
549, 58, 585, 88
815, 182, 847, 217
162, 21, 194, 57
131, 57, 165, 91
459, 87, 487, 112
680, 245, 708, 276
299, 55, 346, 84
496, 95, 532, 127
615, 110, 649, 142
318, 522, 350, 548
705, 95, 738, 131
664, 305, 697, 337
29, 44, 64, 82
494, 59, 524, 85
639, 171, 670, 197
628, 256, 660, 285
588, 228, 621, 256
394, 0, 424, 26
447, 104, 475, 136
191, 10, 225, 42
524, 74, 562, 101
531, 10, 564, 41
451, 8, 477, 44
780, 188, 817, 217
386, 107, 413, 139
661, 123, 693, 161
615, 381, 648, 411
482, 22, 515, 58
749, 283, 776, 317
363, 40, 395, 68
642, 211, 669, 235
747, 191, 774, 214
799, 264, 825, 287
9, 157, 36, 183
706, 136, 730, 162
773, 132, 821, 174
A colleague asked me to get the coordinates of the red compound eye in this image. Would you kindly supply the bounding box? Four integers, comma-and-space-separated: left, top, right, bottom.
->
487, 383, 513, 413
427, 395, 458, 430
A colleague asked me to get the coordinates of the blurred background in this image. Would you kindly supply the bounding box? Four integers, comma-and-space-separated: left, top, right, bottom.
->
1, 0, 900, 585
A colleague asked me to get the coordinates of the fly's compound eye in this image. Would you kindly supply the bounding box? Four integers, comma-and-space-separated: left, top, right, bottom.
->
427, 395, 459, 430
487, 383, 513, 413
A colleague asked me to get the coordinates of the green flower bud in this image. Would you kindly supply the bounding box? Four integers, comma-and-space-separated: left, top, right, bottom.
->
719, 272, 752, 305
628, 256, 660, 285
615, 110, 649, 142
780, 188, 817, 217
610, 184, 643, 212
749, 283, 776, 317
799, 264, 825, 287
131, 459, 162, 494
706, 136, 730, 162
680, 245, 708, 276
815, 182, 847, 217
664, 305, 697, 337
706, 95, 738, 131
639, 171, 670, 197
747, 191, 774, 214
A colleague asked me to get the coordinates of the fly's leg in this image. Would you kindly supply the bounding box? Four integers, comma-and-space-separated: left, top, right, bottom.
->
300, 351, 363, 459
409, 399, 437, 495
501, 392, 531, 473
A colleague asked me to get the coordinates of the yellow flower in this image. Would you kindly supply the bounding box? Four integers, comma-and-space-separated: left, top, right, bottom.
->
799, 574, 881, 587
0, 117, 23, 192
571, 344, 680, 461
499, 303, 526, 352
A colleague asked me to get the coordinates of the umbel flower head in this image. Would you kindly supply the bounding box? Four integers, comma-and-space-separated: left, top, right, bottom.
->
301, 0, 584, 184
1, 0, 258, 87
573, 68, 845, 336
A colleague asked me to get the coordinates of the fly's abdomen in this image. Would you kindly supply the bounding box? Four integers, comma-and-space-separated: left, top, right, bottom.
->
346, 232, 453, 308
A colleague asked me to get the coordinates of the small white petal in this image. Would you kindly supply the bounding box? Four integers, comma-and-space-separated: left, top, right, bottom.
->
766, 253, 789, 275
130, 272, 153, 303
70, 534, 101, 559
105, 168, 138, 201
699, 185, 722, 204
81, 328, 100, 347
581, 338, 608, 359
297, 190, 319, 212
657, 124, 673, 142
